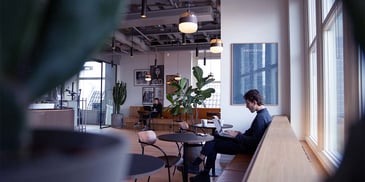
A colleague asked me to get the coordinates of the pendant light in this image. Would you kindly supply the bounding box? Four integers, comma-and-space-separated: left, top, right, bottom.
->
203, 50, 206, 66
145, 54, 151, 81
140, 0, 147, 18
178, 1, 197, 34
175, 52, 181, 81
210, 13, 223, 53
210, 38, 223, 53
195, 45, 199, 57
208, 52, 214, 79
145, 73, 151, 81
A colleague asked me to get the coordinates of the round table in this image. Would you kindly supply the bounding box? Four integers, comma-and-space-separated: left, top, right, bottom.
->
126, 153, 165, 179
158, 133, 214, 182
192, 123, 234, 134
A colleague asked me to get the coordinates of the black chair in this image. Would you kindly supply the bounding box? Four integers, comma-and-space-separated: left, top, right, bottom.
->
137, 130, 181, 182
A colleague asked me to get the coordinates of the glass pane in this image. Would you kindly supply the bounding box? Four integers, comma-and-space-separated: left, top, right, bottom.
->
197, 58, 221, 108
79, 61, 104, 78
308, 0, 317, 44
104, 63, 116, 125
322, 0, 335, 21
79, 79, 105, 110
309, 44, 318, 142
361, 51, 365, 116
323, 10, 344, 160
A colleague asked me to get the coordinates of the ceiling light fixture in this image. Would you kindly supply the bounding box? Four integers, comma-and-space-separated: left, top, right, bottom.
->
178, 1, 197, 34
145, 73, 151, 81
140, 0, 147, 18
210, 38, 223, 53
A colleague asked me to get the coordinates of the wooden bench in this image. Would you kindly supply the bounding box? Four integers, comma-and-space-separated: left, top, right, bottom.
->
123, 106, 221, 131
217, 115, 319, 182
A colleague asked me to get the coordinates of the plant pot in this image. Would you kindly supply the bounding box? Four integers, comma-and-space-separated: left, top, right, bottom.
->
1, 129, 130, 182
112, 113, 124, 128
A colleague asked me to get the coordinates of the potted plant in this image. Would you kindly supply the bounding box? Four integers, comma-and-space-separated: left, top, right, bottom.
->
166, 66, 215, 124
112, 81, 127, 128
0, 1, 130, 182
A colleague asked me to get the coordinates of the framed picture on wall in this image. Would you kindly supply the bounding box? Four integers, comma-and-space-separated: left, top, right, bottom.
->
134, 69, 150, 86
231, 43, 278, 105
150, 65, 164, 85
142, 87, 154, 105
154, 86, 164, 104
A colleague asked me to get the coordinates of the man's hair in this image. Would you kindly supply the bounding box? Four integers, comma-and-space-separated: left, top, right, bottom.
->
243, 89, 264, 106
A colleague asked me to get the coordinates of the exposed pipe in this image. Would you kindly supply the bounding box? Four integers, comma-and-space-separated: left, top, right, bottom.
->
133, 26, 151, 42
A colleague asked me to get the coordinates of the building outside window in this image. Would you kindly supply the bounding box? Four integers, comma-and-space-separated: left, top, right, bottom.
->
309, 44, 318, 143
323, 9, 344, 163
78, 61, 116, 127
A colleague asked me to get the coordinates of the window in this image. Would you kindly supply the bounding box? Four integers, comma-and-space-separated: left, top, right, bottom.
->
78, 61, 116, 127
361, 51, 365, 115
308, 0, 317, 44
309, 44, 318, 143
323, 9, 344, 162
322, 0, 335, 21
197, 58, 221, 108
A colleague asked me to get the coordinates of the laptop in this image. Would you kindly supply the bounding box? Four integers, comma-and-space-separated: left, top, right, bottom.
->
143, 106, 152, 111
213, 119, 234, 138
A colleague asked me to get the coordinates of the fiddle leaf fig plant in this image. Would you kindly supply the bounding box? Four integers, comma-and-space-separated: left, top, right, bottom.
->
166, 66, 215, 122
113, 81, 127, 114
0, 0, 128, 158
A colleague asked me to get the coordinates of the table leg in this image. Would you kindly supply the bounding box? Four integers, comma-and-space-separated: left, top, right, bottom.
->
183, 143, 188, 182
211, 128, 217, 177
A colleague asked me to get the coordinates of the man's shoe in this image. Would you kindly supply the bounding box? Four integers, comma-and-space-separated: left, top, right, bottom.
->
189, 172, 210, 182
141, 126, 149, 131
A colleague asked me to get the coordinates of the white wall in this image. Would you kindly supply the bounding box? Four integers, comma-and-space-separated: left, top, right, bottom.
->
289, 0, 306, 139
221, 0, 291, 132
117, 50, 192, 116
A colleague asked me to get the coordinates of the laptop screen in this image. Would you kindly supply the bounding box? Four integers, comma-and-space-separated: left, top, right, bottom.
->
143, 106, 152, 111
213, 119, 222, 133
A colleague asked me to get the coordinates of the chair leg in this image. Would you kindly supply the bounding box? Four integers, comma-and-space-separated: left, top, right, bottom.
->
147, 176, 150, 182
167, 167, 171, 182
134, 178, 137, 182
172, 165, 177, 175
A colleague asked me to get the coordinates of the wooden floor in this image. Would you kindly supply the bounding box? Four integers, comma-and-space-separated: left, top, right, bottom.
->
86, 125, 326, 182
86, 125, 232, 182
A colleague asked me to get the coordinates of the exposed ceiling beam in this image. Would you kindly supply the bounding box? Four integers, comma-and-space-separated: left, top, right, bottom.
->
120, 6, 214, 28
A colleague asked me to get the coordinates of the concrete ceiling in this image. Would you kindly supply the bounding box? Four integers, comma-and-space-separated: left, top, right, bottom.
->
103, 0, 221, 55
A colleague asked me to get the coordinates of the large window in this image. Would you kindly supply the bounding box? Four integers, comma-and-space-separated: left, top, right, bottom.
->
309, 44, 318, 143
308, 0, 317, 44
323, 9, 344, 162
305, 0, 361, 171
78, 61, 116, 127
322, 0, 335, 21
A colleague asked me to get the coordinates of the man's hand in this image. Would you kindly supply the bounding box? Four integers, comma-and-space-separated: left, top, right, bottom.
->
224, 130, 239, 137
